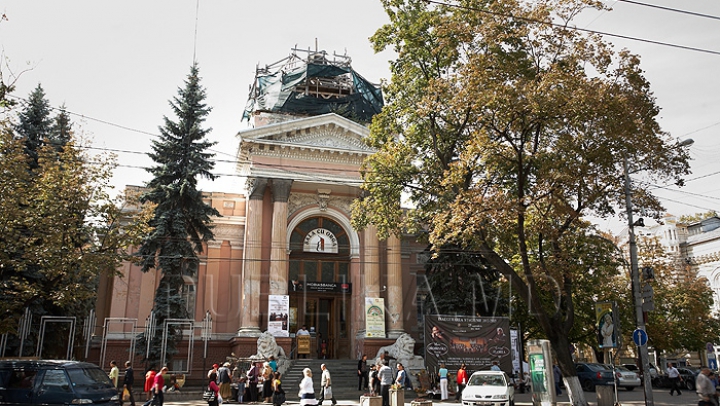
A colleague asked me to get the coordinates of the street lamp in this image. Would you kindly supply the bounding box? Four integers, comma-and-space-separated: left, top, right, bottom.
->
624, 138, 693, 406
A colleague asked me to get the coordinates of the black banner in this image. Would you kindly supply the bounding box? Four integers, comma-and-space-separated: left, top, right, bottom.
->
424, 315, 511, 374
289, 280, 352, 294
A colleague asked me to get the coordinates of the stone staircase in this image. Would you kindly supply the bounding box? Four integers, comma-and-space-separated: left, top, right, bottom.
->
281, 359, 366, 402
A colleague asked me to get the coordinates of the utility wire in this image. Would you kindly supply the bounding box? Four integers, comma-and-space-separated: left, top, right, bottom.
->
617, 0, 720, 21
423, 0, 720, 56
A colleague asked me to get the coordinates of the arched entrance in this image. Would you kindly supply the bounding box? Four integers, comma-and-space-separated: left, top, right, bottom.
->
288, 216, 351, 359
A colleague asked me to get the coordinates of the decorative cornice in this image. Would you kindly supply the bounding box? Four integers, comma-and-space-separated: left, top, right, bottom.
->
287, 192, 354, 217
207, 224, 244, 249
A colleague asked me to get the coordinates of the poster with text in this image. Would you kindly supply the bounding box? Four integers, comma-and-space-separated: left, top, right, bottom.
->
424, 315, 511, 373
595, 301, 617, 349
268, 295, 290, 337
365, 297, 386, 337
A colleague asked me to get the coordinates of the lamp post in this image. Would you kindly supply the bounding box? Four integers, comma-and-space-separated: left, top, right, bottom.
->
623, 138, 693, 406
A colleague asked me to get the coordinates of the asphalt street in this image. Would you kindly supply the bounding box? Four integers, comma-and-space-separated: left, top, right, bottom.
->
158, 387, 700, 406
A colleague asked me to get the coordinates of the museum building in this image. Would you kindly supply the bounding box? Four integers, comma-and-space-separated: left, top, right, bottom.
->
96, 49, 429, 372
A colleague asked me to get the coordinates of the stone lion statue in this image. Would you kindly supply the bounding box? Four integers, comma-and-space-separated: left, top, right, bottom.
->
252, 331, 287, 360
374, 333, 424, 370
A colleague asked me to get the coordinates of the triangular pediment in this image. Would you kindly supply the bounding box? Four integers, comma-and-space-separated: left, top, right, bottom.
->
237, 113, 374, 153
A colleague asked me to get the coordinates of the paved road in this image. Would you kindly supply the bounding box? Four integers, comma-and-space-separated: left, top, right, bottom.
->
160, 387, 699, 406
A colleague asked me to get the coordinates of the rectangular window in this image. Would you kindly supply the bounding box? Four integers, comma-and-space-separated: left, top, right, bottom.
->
321, 262, 335, 282
304, 261, 318, 280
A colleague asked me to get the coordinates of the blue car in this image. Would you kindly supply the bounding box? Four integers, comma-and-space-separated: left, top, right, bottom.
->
575, 363, 615, 391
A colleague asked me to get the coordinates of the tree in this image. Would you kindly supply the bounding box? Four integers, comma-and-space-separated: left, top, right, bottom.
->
0, 121, 151, 356
637, 236, 720, 354
14, 84, 53, 168
678, 211, 718, 224
353, 1, 690, 403
135, 63, 219, 366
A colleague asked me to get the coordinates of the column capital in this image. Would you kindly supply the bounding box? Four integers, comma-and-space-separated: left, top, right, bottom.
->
247, 178, 268, 200
271, 179, 294, 203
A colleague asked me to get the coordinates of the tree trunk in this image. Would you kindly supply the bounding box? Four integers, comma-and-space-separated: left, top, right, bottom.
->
564, 376, 587, 406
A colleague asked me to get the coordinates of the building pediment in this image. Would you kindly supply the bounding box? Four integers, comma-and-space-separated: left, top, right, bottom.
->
237, 113, 374, 155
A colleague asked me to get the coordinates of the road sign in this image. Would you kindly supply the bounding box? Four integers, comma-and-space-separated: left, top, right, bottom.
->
633, 329, 648, 346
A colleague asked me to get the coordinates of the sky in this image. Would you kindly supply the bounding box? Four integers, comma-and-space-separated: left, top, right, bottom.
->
1, 0, 719, 234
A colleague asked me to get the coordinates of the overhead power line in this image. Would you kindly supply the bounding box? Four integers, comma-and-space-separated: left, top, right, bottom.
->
617, 0, 720, 22
423, 0, 720, 56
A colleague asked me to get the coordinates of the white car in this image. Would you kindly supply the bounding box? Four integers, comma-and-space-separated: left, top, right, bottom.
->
461, 370, 515, 406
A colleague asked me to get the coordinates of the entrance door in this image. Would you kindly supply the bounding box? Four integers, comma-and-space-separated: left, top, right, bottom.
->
318, 298, 333, 359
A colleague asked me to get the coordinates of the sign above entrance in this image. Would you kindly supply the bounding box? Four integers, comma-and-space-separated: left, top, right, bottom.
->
289, 280, 352, 293
303, 228, 338, 253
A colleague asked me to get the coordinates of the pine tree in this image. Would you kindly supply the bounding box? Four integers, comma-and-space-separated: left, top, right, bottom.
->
15, 84, 52, 168
136, 63, 220, 365
50, 104, 72, 151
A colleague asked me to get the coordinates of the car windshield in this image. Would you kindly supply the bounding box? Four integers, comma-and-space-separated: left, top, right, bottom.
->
67, 368, 115, 391
468, 374, 506, 386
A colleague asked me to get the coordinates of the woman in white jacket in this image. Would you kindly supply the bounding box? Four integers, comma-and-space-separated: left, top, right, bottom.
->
299, 368, 317, 406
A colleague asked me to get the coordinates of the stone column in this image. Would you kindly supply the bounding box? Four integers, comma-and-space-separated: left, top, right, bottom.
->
269, 179, 293, 295
238, 178, 267, 336
386, 233, 404, 338
361, 225, 381, 337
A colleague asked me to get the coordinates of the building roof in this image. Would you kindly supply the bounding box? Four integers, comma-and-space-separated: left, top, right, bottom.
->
242, 48, 383, 124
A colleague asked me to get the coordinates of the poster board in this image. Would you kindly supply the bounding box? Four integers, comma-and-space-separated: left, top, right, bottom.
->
365, 298, 386, 337
268, 295, 289, 337
297, 335, 311, 355
424, 315, 511, 372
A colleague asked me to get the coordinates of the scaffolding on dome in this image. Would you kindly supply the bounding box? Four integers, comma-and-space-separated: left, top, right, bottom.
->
242, 47, 384, 124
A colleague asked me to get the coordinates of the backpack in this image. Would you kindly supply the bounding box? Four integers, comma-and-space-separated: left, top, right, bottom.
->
219, 367, 230, 384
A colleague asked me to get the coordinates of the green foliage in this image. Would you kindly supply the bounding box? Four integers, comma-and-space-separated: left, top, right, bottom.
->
135, 63, 220, 365
354, 1, 691, 400
678, 211, 718, 224
637, 236, 720, 353
15, 84, 53, 168
0, 122, 150, 352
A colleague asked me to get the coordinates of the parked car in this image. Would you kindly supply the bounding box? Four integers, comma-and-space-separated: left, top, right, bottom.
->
610, 365, 641, 391
0, 359, 120, 405
575, 363, 614, 392
461, 370, 515, 406
621, 363, 658, 380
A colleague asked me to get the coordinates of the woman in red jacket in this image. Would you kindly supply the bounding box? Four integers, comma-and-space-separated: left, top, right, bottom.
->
455, 364, 468, 401
207, 372, 220, 406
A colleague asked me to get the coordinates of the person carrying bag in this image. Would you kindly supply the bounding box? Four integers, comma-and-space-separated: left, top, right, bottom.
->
204, 372, 220, 406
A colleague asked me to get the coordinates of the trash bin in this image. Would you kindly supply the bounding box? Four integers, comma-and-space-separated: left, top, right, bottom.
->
596, 384, 614, 406
361, 395, 382, 406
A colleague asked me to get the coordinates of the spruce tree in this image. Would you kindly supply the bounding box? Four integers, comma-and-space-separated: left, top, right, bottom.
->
50, 104, 72, 151
15, 84, 52, 168
137, 63, 220, 365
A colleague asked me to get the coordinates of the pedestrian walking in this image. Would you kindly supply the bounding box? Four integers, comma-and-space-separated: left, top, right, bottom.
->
696, 368, 717, 406
667, 363, 683, 396
369, 364, 380, 396
318, 364, 337, 406
358, 354, 369, 391
395, 363, 407, 388
553, 364, 562, 396
379, 360, 393, 406
144, 367, 156, 401
455, 364, 468, 401
299, 368, 317, 406
218, 362, 232, 401
109, 360, 120, 389
207, 371, 220, 406
122, 361, 136, 406
438, 363, 449, 401
272, 372, 286, 406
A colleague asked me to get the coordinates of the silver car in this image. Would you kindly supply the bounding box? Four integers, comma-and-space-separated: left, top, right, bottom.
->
611, 365, 641, 391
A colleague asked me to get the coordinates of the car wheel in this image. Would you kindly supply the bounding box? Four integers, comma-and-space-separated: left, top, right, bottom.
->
581, 380, 595, 392
686, 380, 695, 391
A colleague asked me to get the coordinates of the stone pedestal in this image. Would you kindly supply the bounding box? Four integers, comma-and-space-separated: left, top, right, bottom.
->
390, 388, 405, 406
360, 396, 382, 406
596, 384, 614, 406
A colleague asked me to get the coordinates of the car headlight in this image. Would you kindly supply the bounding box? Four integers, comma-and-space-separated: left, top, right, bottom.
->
491, 394, 508, 400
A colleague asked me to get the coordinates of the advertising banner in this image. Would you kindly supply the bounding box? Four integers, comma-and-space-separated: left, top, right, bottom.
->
365, 298, 386, 337
595, 301, 617, 349
267, 295, 289, 337
424, 315, 511, 372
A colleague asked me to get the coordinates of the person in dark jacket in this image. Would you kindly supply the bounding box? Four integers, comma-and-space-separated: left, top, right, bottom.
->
122, 361, 136, 406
